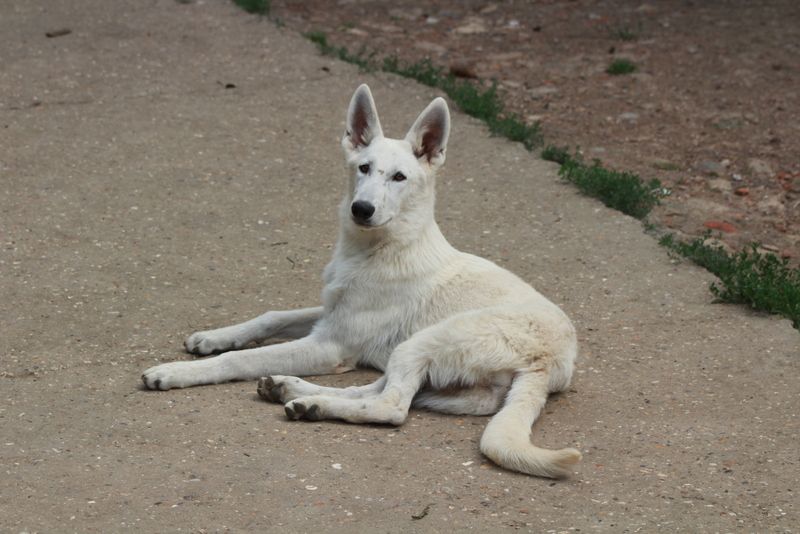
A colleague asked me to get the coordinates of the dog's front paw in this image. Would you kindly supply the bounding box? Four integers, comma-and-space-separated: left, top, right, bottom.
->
284, 398, 322, 421
185, 328, 242, 355
142, 361, 209, 390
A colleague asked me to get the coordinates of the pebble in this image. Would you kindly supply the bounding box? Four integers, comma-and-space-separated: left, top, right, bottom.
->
702, 237, 733, 254
708, 178, 731, 193
703, 220, 736, 233
757, 195, 785, 216
747, 158, 774, 178
414, 41, 447, 56
652, 159, 680, 171
529, 86, 558, 99
454, 17, 488, 34
697, 160, 725, 176
618, 112, 640, 123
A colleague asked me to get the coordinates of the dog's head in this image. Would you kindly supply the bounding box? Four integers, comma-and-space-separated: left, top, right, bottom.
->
341, 84, 450, 231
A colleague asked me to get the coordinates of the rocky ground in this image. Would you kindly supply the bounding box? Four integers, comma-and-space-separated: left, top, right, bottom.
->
270, 0, 800, 260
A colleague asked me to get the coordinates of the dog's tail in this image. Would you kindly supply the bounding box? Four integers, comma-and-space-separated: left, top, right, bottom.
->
480, 369, 581, 478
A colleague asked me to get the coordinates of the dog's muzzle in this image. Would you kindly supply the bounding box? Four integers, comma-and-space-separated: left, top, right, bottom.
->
351, 200, 375, 224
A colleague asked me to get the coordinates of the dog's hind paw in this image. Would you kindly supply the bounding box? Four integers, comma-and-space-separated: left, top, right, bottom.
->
284, 399, 322, 421
257, 376, 285, 403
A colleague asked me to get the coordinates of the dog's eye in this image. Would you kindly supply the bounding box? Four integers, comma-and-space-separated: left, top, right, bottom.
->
392, 172, 406, 182
358, 163, 370, 174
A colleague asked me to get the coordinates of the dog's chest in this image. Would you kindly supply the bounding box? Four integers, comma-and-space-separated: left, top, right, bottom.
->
320, 264, 439, 369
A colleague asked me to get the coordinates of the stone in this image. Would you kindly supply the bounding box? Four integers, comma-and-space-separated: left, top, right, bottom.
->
388, 7, 423, 20
748, 158, 774, 178
703, 220, 736, 233
529, 86, 558, 99
697, 160, 725, 176
708, 178, 732, 193
702, 237, 734, 255
618, 112, 639, 123
414, 41, 447, 55
712, 113, 744, 130
454, 17, 488, 34
757, 195, 785, 216
687, 197, 731, 215
652, 159, 680, 171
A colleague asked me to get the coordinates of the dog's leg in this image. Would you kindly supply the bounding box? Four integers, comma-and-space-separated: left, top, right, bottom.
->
283, 333, 435, 425
412, 383, 510, 416
185, 307, 324, 355
142, 335, 347, 390
282, 308, 571, 426
257, 375, 387, 404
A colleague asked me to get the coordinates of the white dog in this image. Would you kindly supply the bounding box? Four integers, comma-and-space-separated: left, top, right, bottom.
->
142, 85, 581, 478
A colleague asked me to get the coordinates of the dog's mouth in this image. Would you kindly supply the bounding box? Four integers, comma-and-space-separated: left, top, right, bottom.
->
352, 217, 392, 229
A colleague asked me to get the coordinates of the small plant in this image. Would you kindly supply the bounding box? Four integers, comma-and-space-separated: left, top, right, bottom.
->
305, 31, 375, 71
660, 234, 800, 329
304, 43, 543, 150
607, 58, 637, 75
487, 114, 542, 150
384, 57, 542, 149
608, 24, 639, 41
233, 0, 270, 15
541, 145, 571, 165
545, 149, 663, 219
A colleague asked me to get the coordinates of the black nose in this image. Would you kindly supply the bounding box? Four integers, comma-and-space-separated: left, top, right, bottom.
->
351, 200, 375, 222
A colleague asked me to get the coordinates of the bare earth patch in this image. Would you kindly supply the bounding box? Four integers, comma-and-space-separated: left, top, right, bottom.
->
270, 0, 800, 260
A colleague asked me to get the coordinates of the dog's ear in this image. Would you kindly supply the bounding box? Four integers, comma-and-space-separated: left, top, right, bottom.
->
405, 97, 450, 168
343, 84, 383, 153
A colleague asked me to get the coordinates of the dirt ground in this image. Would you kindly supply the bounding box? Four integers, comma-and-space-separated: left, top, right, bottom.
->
1, 0, 798, 532
271, 0, 800, 260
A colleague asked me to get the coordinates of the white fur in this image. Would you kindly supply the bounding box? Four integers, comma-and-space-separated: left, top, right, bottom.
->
142, 85, 581, 478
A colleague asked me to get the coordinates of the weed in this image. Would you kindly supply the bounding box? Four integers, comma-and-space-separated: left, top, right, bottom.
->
652, 160, 681, 171
608, 24, 639, 41
381, 56, 444, 88
487, 114, 542, 150
384, 55, 542, 149
305, 31, 375, 71
660, 234, 800, 328
545, 149, 663, 219
607, 58, 637, 75
541, 145, 571, 165
304, 42, 542, 150
233, 0, 270, 15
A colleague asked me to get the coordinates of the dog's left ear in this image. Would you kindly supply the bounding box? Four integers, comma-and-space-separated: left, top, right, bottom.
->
405, 97, 450, 168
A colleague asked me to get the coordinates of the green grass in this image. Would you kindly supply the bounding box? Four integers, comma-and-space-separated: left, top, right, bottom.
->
305, 31, 376, 71
307, 36, 542, 150
661, 234, 800, 328
542, 146, 664, 219
233, 0, 270, 15
607, 58, 637, 75
540, 144, 571, 165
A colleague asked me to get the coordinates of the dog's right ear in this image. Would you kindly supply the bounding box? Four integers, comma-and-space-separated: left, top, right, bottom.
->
342, 84, 383, 153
